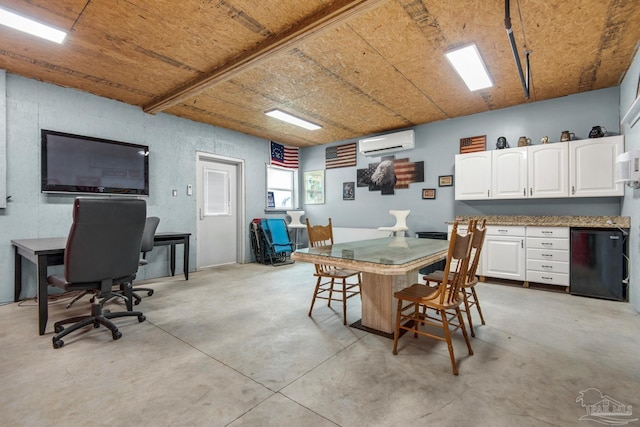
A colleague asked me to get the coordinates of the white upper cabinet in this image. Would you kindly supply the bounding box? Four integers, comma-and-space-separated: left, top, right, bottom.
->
569, 136, 624, 197
492, 147, 528, 199
454, 138, 622, 200
455, 151, 491, 200
528, 142, 569, 198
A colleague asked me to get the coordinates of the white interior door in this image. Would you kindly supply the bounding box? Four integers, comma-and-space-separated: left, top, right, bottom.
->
196, 153, 243, 269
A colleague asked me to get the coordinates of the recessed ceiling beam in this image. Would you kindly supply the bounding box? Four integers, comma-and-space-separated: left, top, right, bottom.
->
144, 0, 390, 114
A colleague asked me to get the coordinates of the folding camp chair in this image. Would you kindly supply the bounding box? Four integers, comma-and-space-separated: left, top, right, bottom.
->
260, 218, 294, 266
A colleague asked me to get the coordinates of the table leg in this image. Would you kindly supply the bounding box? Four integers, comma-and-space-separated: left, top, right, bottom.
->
14, 247, 22, 302
183, 236, 189, 280
360, 269, 417, 335
169, 244, 176, 276
37, 254, 49, 335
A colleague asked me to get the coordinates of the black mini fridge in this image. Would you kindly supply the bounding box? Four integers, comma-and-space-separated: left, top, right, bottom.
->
570, 228, 627, 301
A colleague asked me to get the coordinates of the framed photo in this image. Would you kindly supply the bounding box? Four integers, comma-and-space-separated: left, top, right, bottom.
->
439, 175, 453, 187
304, 170, 325, 204
342, 182, 355, 200
267, 191, 275, 208
422, 188, 436, 199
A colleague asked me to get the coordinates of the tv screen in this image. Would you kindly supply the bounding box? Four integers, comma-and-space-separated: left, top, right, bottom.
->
41, 130, 149, 196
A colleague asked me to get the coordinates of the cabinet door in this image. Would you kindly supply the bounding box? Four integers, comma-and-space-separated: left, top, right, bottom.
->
455, 152, 492, 200
483, 235, 526, 281
570, 136, 624, 197
528, 143, 569, 198
492, 147, 528, 199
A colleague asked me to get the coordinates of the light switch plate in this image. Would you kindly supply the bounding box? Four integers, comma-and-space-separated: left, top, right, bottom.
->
187, 184, 193, 196
172, 190, 177, 197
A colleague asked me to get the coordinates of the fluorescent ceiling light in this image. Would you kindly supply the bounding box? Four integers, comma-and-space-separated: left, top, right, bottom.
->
0, 6, 67, 44
445, 44, 493, 91
265, 109, 321, 131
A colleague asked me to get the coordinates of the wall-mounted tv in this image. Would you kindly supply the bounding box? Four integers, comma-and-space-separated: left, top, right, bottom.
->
41, 130, 149, 196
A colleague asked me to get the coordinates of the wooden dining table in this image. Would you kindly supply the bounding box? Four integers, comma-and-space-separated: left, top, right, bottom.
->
292, 236, 449, 336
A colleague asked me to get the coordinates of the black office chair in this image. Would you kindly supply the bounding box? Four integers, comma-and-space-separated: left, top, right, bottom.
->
47, 198, 147, 349
131, 216, 160, 305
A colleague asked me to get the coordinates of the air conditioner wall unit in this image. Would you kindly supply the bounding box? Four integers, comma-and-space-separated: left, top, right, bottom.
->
358, 129, 415, 156
616, 150, 640, 187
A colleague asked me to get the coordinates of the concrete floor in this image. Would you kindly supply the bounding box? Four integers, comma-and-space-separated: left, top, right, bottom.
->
0, 262, 639, 427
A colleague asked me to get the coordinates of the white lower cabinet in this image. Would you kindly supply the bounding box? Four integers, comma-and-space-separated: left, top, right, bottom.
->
482, 226, 526, 281
448, 223, 571, 287
525, 226, 570, 287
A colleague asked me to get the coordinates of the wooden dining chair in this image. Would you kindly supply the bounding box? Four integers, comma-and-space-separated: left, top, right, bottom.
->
423, 218, 487, 337
392, 221, 474, 375
305, 218, 362, 325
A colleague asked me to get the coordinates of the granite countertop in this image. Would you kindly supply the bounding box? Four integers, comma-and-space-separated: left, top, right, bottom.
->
449, 215, 630, 228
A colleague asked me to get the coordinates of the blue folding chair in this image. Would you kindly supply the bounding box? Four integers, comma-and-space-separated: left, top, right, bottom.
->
260, 218, 294, 265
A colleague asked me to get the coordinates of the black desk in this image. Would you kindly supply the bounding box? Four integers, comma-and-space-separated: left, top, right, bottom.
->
12, 232, 190, 335
152, 232, 191, 280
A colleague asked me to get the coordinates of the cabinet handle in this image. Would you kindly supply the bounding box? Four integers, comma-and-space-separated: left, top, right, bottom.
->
541, 242, 553, 246
542, 265, 553, 269
541, 276, 553, 280
498, 229, 508, 233
530, 188, 532, 196
521, 240, 523, 248
542, 231, 552, 235
571, 185, 575, 195
523, 188, 526, 196
487, 189, 490, 197
541, 254, 553, 257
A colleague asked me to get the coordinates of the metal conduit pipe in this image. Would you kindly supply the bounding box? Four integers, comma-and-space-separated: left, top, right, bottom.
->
505, 0, 530, 99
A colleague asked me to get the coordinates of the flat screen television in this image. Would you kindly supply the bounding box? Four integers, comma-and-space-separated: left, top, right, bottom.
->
41, 129, 149, 196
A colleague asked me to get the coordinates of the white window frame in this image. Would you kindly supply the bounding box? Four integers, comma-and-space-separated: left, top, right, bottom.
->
266, 164, 297, 210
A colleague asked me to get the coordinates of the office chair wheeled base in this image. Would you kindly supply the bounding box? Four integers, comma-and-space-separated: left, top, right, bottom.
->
132, 287, 154, 305
52, 297, 146, 349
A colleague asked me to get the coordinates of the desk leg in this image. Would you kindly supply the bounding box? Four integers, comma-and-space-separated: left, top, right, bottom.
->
183, 237, 189, 280
37, 254, 49, 336
169, 244, 176, 276
14, 247, 22, 302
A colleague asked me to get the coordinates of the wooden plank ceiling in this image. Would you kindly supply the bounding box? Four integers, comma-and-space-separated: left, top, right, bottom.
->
0, 0, 639, 147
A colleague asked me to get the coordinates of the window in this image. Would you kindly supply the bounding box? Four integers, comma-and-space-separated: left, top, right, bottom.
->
204, 168, 230, 216
266, 165, 296, 209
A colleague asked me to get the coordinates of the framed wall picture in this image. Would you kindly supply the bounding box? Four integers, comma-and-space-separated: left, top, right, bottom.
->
343, 182, 355, 200
439, 175, 453, 187
422, 188, 436, 199
304, 170, 325, 204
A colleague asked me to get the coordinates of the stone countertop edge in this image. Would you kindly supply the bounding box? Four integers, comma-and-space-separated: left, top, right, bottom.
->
447, 215, 630, 228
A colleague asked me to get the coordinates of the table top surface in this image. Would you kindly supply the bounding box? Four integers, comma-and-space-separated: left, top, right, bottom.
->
154, 232, 191, 239
12, 232, 190, 253
292, 237, 449, 275
11, 237, 68, 253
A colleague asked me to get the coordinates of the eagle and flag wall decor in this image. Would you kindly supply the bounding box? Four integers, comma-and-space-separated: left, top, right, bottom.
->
357, 156, 424, 195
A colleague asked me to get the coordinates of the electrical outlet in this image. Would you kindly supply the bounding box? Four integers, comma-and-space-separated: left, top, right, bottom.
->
187, 185, 193, 196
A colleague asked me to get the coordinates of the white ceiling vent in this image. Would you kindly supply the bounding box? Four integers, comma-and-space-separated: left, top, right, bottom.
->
358, 129, 415, 156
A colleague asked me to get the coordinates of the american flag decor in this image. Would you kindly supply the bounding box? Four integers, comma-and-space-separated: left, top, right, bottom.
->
393, 158, 424, 189
459, 135, 486, 154
270, 141, 299, 169
325, 143, 357, 169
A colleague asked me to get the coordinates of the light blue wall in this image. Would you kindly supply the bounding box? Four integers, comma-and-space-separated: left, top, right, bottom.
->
300, 87, 622, 234
0, 70, 6, 208
0, 73, 270, 304
620, 48, 640, 313
1, 71, 631, 308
